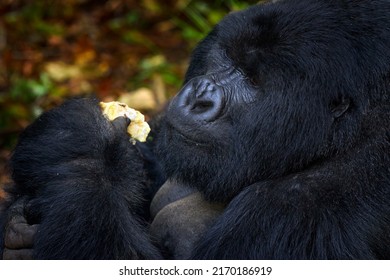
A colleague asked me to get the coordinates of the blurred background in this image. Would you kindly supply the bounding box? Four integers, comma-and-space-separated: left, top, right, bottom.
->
0, 0, 261, 187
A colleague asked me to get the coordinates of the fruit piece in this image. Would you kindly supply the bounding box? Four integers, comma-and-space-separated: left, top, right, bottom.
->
100, 101, 151, 143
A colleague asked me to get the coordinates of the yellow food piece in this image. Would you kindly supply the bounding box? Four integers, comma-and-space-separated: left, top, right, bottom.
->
100, 101, 151, 143
127, 121, 151, 143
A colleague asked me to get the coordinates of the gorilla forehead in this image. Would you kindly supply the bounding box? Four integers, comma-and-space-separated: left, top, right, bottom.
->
212, 0, 390, 87
217, 1, 369, 49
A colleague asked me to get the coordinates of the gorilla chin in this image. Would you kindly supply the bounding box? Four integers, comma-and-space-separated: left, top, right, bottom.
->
156, 115, 241, 203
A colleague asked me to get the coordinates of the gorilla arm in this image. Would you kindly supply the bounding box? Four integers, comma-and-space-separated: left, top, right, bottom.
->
1, 109, 224, 260
192, 159, 390, 260
1, 180, 225, 260
0, 99, 162, 259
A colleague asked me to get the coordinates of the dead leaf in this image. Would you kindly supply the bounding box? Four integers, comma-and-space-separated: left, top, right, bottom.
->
118, 87, 157, 111
45, 62, 82, 82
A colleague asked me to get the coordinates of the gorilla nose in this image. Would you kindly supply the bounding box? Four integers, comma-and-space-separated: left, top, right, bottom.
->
170, 78, 224, 122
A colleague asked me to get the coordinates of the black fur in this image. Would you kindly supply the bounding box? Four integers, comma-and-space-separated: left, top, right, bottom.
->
1, 98, 161, 259
1, 0, 390, 259
158, 0, 390, 259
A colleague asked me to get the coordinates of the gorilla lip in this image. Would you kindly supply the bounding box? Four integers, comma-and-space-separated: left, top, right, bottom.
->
177, 130, 209, 147
166, 120, 211, 147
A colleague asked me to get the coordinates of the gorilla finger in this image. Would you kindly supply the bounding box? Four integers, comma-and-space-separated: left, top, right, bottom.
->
150, 180, 197, 219
4, 221, 38, 249
112, 116, 131, 132
3, 248, 34, 260
151, 193, 225, 259
7, 197, 27, 218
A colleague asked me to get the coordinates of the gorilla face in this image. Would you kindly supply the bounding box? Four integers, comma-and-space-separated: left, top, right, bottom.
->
158, 62, 259, 202
157, 1, 387, 202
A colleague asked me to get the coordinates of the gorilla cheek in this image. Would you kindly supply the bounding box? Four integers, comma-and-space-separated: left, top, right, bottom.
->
156, 72, 259, 199
157, 76, 228, 174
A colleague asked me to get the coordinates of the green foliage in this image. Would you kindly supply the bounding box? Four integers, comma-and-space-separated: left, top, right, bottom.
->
1, 74, 54, 145
4, 2, 65, 40
10, 74, 52, 103
108, 11, 141, 30
0, 0, 259, 150
174, 1, 257, 44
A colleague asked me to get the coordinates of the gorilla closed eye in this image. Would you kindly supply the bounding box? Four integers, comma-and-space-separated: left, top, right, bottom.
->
330, 97, 351, 118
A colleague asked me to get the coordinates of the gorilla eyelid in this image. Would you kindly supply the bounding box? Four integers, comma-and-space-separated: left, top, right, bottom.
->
330, 97, 351, 118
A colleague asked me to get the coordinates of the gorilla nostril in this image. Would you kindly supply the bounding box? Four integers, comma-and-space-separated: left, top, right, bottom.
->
169, 77, 224, 123
189, 80, 224, 121
191, 100, 214, 114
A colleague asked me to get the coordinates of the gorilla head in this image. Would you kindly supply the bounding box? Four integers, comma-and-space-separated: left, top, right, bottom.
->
157, 0, 390, 202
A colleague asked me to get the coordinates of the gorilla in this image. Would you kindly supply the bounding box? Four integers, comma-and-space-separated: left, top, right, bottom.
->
1, 0, 390, 259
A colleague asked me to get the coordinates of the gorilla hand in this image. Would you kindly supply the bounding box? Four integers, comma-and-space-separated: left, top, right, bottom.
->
1, 116, 133, 260
2, 197, 37, 260
150, 180, 225, 259
1, 98, 161, 259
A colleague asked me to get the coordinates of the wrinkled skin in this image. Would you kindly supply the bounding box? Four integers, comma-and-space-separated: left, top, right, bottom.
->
2, 181, 223, 260
2, 198, 36, 259
150, 181, 225, 259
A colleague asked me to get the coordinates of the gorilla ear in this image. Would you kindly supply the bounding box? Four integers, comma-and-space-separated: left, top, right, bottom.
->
331, 97, 351, 119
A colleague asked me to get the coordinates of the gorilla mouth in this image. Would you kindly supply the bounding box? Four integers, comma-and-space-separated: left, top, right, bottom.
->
170, 124, 211, 147
163, 117, 211, 147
